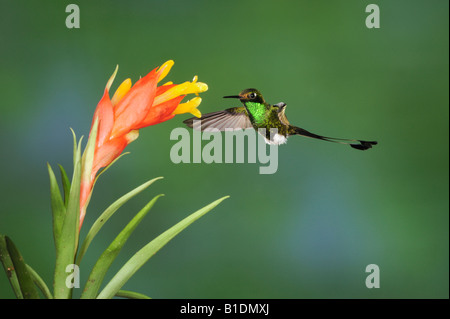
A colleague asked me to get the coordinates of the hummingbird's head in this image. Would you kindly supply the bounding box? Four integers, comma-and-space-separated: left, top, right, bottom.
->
223, 88, 265, 104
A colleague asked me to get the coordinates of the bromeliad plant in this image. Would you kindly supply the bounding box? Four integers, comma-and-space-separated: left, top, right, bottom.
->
0, 60, 228, 299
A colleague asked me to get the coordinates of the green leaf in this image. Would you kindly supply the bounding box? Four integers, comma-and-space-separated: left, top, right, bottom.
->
5, 236, 40, 299
47, 163, 66, 248
69, 128, 78, 170
77, 177, 163, 264
26, 264, 53, 299
53, 135, 83, 299
0, 235, 23, 298
97, 196, 229, 299
78, 152, 131, 220
80, 117, 98, 187
77, 117, 99, 215
81, 194, 163, 299
58, 164, 71, 207
76, 136, 84, 176
115, 290, 151, 299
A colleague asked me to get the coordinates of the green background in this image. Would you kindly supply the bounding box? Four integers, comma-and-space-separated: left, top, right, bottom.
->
0, 0, 448, 298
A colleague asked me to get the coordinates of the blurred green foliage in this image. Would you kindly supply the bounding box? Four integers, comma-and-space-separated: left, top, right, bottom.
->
0, 0, 448, 298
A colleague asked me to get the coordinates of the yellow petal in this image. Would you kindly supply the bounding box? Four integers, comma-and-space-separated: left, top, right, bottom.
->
106, 65, 119, 91
162, 81, 173, 86
173, 97, 202, 118
111, 78, 132, 106
153, 82, 189, 105
189, 108, 202, 118
153, 78, 208, 105
157, 60, 174, 83
190, 82, 208, 94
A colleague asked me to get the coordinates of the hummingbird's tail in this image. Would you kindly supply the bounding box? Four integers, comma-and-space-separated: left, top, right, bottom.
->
292, 126, 377, 150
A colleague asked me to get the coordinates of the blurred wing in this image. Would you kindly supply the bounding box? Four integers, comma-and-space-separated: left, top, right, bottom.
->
183, 107, 253, 131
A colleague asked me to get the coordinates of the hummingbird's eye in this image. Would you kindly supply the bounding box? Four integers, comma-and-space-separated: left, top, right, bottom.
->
248, 92, 257, 99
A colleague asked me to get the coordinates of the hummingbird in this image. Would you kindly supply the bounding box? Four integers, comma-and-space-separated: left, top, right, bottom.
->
183, 88, 377, 150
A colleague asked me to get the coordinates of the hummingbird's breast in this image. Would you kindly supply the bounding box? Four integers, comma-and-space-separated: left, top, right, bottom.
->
244, 102, 267, 126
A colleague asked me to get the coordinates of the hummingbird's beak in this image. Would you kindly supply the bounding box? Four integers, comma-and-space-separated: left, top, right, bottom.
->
223, 95, 241, 99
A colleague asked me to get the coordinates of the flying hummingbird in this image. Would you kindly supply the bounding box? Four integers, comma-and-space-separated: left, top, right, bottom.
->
183, 88, 377, 150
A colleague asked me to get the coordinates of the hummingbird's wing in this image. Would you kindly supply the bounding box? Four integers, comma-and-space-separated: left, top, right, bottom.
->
274, 102, 290, 126
183, 107, 253, 131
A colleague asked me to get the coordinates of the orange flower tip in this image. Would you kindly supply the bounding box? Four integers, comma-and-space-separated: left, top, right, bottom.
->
111, 78, 132, 106
106, 65, 119, 91
157, 60, 175, 83
126, 130, 140, 143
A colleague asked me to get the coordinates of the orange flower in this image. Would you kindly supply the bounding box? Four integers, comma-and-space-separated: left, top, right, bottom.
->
79, 61, 207, 227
